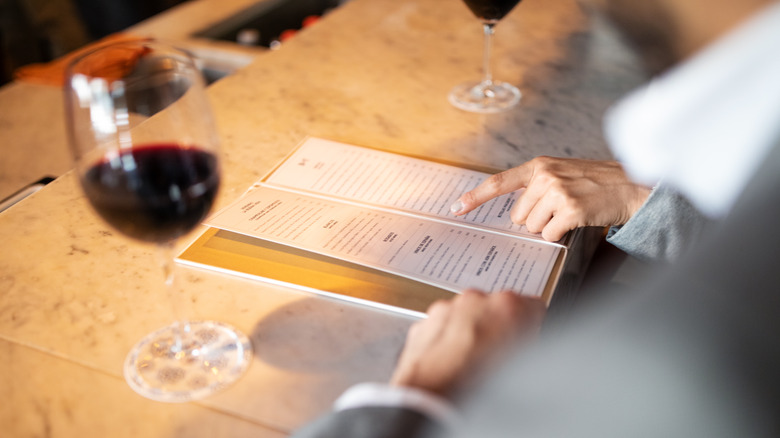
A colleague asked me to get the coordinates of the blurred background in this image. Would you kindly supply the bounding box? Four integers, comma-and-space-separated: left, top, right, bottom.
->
0, 0, 189, 86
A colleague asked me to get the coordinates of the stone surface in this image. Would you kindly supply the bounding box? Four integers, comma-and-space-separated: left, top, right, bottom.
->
0, 0, 645, 435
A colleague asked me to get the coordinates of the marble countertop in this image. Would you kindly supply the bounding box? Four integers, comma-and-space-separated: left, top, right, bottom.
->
0, 0, 644, 436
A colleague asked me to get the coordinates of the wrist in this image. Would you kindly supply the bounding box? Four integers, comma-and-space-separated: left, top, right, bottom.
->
626, 184, 654, 220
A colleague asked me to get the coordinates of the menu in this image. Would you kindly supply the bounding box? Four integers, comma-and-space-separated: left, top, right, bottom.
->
178, 138, 569, 316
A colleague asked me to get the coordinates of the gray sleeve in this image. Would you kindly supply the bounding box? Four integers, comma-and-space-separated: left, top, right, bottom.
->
291, 143, 780, 438
606, 184, 712, 262
454, 143, 780, 438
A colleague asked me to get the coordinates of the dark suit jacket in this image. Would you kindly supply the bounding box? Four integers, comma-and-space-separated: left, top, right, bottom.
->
293, 139, 780, 438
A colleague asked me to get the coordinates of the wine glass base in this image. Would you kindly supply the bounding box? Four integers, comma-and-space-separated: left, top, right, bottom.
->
449, 80, 521, 113
124, 320, 252, 403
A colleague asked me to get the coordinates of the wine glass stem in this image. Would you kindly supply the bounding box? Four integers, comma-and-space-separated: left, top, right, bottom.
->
158, 240, 186, 353
481, 22, 496, 86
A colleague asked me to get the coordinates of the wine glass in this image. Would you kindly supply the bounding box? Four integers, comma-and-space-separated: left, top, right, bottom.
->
64, 40, 252, 402
449, 0, 523, 113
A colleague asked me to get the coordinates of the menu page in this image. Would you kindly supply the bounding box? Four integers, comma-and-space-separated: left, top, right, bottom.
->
207, 186, 559, 296
262, 138, 546, 240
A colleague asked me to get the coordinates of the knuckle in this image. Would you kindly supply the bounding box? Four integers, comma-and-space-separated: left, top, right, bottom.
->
459, 288, 486, 303
525, 219, 543, 233
531, 155, 553, 168
509, 209, 524, 225
461, 190, 477, 206
531, 156, 558, 174
484, 172, 507, 191
492, 291, 533, 323
455, 289, 487, 311
495, 290, 521, 309
542, 226, 564, 242
426, 299, 451, 317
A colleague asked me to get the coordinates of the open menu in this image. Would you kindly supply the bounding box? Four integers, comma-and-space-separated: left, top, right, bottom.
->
178, 137, 573, 317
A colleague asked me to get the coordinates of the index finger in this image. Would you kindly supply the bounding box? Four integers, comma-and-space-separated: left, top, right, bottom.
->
450, 163, 534, 216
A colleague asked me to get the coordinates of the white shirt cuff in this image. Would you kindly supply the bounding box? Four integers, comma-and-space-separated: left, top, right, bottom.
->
334, 382, 459, 428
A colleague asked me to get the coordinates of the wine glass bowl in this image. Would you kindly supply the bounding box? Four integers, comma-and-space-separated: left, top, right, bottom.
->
79, 143, 219, 243
449, 0, 523, 113
65, 40, 251, 402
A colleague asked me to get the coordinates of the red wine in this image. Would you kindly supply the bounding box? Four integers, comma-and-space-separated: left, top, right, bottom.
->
82, 143, 219, 243
462, 0, 522, 21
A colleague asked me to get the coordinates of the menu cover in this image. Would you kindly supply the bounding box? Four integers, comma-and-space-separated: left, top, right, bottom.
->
177, 137, 574, 317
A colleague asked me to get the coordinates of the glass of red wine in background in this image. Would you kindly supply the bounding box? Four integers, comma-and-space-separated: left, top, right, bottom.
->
65, 40, 252, 402
449, 0, 523, 113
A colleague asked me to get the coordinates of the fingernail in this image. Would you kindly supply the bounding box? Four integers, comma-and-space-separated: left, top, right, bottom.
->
450, 200, 464, 215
